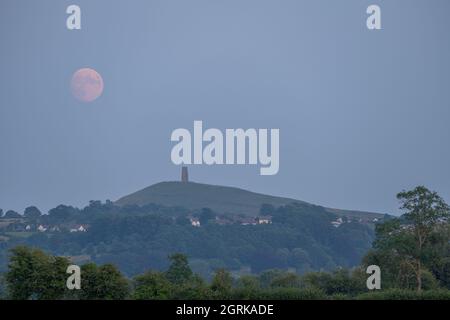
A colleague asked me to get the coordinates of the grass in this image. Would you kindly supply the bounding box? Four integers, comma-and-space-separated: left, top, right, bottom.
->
115, 181, 385, 218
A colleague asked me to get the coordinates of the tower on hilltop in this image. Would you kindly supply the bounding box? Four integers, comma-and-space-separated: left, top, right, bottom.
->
181, 166, 189, 183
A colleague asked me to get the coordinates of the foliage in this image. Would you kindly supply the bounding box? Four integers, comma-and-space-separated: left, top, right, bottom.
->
3, 245, 450, 300
0, 199, 376, 277
363, 186, 450, 291
77, 263, 129, 300
5, 246, 129, 300
166, 253, 193, 285
133, 271, 171, 300
210, 269, 233, 299
302, 269, 366, 296
260, 204, 276, 216
5, 246, 70, 300
356, 288, 450, 300
4, 210, 21, 219
0, 273, 6, 299
24, 206, 42, 220
249, 287, 326, 300
2, 185, 450, 300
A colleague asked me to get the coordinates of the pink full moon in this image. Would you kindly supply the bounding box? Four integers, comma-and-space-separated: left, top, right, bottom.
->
70, 68, 104, 102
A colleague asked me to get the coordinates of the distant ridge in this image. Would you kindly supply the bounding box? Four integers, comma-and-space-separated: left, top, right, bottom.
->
115, 181, 384, 219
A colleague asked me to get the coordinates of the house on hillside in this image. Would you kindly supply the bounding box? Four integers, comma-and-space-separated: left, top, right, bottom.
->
331, 217, 343, 228
256, 216, 272, 224
70, 225, 88, 233
240, 218, 257, 226
37, 225, 47, 232
190, 218, 201, 227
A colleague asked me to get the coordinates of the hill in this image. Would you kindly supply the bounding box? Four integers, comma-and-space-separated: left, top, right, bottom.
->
0, 182, 385, 277
115, 181, 384, 220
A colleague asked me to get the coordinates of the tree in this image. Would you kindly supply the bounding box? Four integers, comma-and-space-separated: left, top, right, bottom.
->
237, 275, 260, 290
165, 253, 193, 285
175, 216, 191, 226
48, 205, 78, 223
0, 209, 3, 218
4, 210, 21, 219
260, 204, 276, 216
210, 269, 233, 298
434, 256, 450, 289
5, 246, 70, 300
164, 255, 210, 299
24, 206, 42, 220
303, 269, 364, 296
171, 274, 209, 299
133, 271, 172, 300
234, 275, 260, 299
198, 208, 215, 225
96, 264, 130, 299
0, 273, 6, 299
270, 272, 301, 288
396, 186, 449, 291
367, 186, 450, 292
259, 269, 285, 288
78, 263, 129, 300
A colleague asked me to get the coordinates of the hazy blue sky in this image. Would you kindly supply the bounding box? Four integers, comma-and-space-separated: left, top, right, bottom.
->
1, 0, 449, 215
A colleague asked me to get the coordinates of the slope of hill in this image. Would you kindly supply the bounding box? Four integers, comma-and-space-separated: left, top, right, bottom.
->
115, 181, 384, 220
0, 182, 385, 276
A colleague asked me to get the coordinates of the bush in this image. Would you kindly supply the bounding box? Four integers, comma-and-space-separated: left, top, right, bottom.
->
227, 287, 326, 300
302, 269, 365, 296
329, 293, 350, 300
420, 289, 450, 300
356, 288, 450, 300
260, 287, 326, 300
0, 273, 6, 299
133, 271, 172, 300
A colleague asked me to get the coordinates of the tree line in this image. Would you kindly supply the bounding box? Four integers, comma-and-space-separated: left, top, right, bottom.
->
0, 186, 450, 300
0, 199, 375, 276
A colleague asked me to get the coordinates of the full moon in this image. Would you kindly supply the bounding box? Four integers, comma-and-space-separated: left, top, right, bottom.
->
70, 68, 104, 102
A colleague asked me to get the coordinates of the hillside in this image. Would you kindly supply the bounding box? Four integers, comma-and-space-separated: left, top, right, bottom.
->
0, 182, 385, 276
115, 181, 384, 220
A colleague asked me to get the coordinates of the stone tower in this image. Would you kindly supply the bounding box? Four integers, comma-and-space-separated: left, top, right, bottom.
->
181, 166, 189, 183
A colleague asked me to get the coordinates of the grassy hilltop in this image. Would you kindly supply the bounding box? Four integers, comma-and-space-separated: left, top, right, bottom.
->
115, 181, 384, 220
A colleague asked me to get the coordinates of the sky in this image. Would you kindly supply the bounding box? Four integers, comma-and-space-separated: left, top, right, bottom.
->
1, 0, 450, 215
